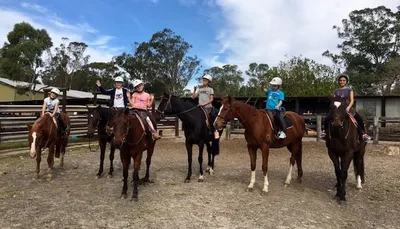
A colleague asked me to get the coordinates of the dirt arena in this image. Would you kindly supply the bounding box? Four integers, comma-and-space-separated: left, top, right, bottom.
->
0, 138, 399, 229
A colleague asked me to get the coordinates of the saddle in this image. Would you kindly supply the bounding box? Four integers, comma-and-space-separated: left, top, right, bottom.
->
264, 110, 293, 135
128, 109, 151, 133
200, 107, 212, 130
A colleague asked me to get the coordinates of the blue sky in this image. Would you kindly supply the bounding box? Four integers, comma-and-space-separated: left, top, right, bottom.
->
0, 0, 398, 89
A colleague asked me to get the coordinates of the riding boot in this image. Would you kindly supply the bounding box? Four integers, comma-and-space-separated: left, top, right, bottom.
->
278, 113, 287, 138
57, 114, 66, 138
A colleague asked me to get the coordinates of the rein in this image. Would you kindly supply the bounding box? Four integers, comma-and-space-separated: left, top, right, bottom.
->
119, 118, 146, 147
156, 95, 200, 116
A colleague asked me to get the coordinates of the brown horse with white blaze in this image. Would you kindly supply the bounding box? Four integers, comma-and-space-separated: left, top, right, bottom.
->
28, 112, 70, 180
214, 96, 305, 194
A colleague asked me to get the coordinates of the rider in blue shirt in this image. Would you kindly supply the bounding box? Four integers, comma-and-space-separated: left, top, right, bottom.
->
261, 77, 287, 139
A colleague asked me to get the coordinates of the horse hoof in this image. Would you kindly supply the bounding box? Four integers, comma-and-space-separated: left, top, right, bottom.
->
107, 174, 113, 179
284, 184, 289, 187
198, 178, 204, 183
209, 170, 214, 176
356, 185, 362, 190
33, 174, 40, 179
184, 179, 191, 183
261, 190, 268, 196
46, 174, 53, 181
131, 197, 138, 202
95, 175, 101, 179
296, 178, 302, 183
121, 194, 128, 199
246, 188, 253, 192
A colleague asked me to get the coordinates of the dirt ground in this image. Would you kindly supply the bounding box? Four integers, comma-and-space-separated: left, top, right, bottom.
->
0, 138, 399, 229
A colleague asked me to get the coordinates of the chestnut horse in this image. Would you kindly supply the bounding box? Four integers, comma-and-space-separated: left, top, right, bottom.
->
214, 96, 305, 194
28, 112, 70, 180
326, 97, 366, 202
111, 108, 156, 201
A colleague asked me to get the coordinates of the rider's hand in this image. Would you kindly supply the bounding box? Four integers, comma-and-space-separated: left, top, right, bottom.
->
346, 107, 351, 113
275, 106, 280, 110
96, 80, 101, 87
194, 86, 197, 92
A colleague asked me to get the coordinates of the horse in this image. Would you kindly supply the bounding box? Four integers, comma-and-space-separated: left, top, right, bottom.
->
156, 93, 223, 183
27, 112, 70, 180
325, 97, 366, 202
214, 96, 305, 194
111, 108, 156, 201
86, 105, 117, 178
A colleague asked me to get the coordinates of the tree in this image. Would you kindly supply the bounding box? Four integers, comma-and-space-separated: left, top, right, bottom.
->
133, 29, 201, 94
323, 6, 400, 95
0, 22, 52, 97
244, 63, 270, 96
42, 37, 90, 89
202, 64, 244, 97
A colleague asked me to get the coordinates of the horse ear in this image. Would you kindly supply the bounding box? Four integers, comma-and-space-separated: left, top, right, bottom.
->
227, 95, 232, 104
124, 108, 130, 115
27, 124, 32, 131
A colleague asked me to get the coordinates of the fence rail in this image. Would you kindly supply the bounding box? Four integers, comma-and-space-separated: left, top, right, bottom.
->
0, 105, 180, 143
225, 115, 400, 144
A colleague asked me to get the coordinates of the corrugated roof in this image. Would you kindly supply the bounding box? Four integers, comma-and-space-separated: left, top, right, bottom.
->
0, 77, 109, 100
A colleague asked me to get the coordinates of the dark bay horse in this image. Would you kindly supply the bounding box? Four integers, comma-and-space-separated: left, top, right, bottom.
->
214, 96, 305, 194
111, 108, 156, 201
28, 112, 70, 180
87, 105, 117, 178
156, 93, 223, 182
326, 97, 366, 202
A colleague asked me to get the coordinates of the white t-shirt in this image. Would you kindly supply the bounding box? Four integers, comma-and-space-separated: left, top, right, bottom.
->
113, 88, 125, 108
44, 97, 60, 113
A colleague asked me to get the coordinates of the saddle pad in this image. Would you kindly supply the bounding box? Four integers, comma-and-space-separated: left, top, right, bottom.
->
265, 110, 293, 130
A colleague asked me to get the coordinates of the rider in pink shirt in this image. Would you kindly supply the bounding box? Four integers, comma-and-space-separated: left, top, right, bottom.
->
130, 79, 160, 140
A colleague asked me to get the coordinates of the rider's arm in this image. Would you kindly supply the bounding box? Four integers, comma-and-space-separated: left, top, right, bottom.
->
126, 90, 131, 107
41, 100, 47, 117
147, 94, 154, 108
347, 90, 355, 110
52, 102, 59, 117
191, 87, 198, 99
130, 93, 136, 107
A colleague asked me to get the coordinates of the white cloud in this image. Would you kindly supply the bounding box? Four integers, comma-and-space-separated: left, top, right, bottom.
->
0, 6, 121, 63
205, 0, 400, 73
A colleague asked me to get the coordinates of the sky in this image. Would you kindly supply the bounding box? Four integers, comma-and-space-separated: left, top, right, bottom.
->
0, 0, 398, 89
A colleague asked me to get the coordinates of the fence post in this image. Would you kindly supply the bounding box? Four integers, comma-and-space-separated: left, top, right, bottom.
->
373, 116, 379, 144
225, 122, 231, 140
175, 116, 179, 137
316, 115, 322, 142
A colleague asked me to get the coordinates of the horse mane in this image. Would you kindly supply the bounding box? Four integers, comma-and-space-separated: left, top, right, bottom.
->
32, 115, 51, 132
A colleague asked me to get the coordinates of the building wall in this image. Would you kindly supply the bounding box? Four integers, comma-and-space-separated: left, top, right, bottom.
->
385, 98, 400, 117
355, 98, 382, 117
0, 84, 16, 102
14, 91, 44, 101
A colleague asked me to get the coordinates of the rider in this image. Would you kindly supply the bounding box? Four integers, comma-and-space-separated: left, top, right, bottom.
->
96, 76, 130, 109
321, 74, 372, 141
41, 88, 67, 138
260, 77, 286, 139
130, 79, 161, 140
192, 74, 219, 139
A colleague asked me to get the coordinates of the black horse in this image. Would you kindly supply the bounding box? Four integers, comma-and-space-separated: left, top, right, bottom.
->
87, 105, 116, 178
156, 93, 223, 182
326, 97, 366, 202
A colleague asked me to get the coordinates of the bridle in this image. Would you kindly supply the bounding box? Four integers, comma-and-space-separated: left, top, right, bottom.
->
116, 115, 146, 147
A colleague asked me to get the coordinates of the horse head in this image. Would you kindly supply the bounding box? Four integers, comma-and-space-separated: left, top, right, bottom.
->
87, 105, 101, 138
156, 92, 173, 119
111, 108, 131, 149
329, 97, 348, 128
27, 115, 51, 158
214, 95, 235, 131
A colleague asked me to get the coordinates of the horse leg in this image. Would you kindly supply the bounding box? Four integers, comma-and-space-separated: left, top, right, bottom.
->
328, 150, 341, 197
246, 144, 257, 192
96, 140, 106, 178
353, 150, 362, 190
140, 144, 155, 184
107, 145, 115, 178
284, 144, 295, 186
198, 142, 205, 182
184, 140, 193, 183
47, 144, 55, 181
132, 152, 142, 201
120, 151, 130, 199
295, 140, 303, 183
261, 144, 271, 195
34, 149, 42, 179
205, 142, 213, 175
339, 152, 353, 201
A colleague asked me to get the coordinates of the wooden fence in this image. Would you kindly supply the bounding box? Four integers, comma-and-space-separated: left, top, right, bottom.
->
0, 105, 179, 143
225, 115, 400, 144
